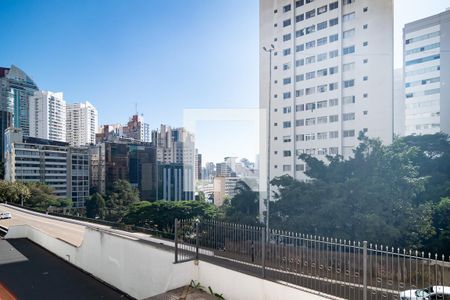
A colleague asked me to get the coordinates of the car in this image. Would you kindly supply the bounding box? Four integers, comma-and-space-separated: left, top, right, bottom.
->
0, 212, 12, 219
400, 286, 450, 300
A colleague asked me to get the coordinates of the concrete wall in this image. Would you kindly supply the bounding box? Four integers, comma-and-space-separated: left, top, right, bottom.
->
6, 225, 332, 300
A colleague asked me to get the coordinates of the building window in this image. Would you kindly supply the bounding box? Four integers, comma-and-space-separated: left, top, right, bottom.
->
295, 74, 304, 82
318, 52, 327, 61
329, 131, 339, 138
296, 164, 305, 171
296, 0, 304, 8
283, 19, 292, 27
317, 100, 327, 108
306, 25, 316, 35
363, 58, 368, 64
363, 76, 368, 81
296, 89, 304, 97
329, 49, 339, 58
329, 98, 338, 106
283, 33, 292, 42
283, 92, 291, 99
317, 68, 327, 77
283, 165, 292, 171
283, 48, 291, 56
305, 118, 316, 126
363, 41, 368, 46
296, 44, 304, 52
329, 34, 339, 42
283, 121, 292, 128
305, 9, 315, 19
317, 21, 327, 31
283, 63, 290, 70
296, 14, 304, 23
329, 82, 338, 90
343, 12, 355, 22
343, 0, 355, 4
296, 58, 305, 66
363, 7, 368, 12
363, 110, 368, 115
317, 116, 328, 124
296, 29, 305, 38
317, 5, 327, 14
329, 17, 339, 27
305, 87, 316, 95
283, 77, 292, 85
343, 62, 355, 72
344, 79, 355, 88
343, 112, 355, 121
305, 56, 315, 64
329, 66, 338, 74
317, 132, 327, 140
329, 1, 338, 10
296, 104, 304, 111
363, 24, 368, 29
343, 45, 355, 55
283, 107, 291, 114
343, 129, 355, 137
306, 40, 316, 49
329, 115, 339, 122
343, 96, 355, 104
283, 4, 291, 13
318, 84, 327, 93
405, 54, 440, 66
283, 150, 292, 157
343, 29, 355, 39
305, 133, 315, 141
363, 93, 368, 98
296, 119, 304, 126
317, 37, 327, 46
306, 71, 315, 80
305, 102, 315, 110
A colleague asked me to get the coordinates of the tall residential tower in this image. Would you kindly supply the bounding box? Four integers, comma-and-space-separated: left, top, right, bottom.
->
403, 9, 450, 136
260, 0, 393, 185
66, 101, 98, 146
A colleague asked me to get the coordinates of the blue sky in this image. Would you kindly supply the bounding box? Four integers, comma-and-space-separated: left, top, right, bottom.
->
0, 0, 448, 163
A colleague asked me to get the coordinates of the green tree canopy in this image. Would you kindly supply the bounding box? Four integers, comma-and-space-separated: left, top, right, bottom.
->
86, 193, 106, 219
123, 200, 219, 231
270, 133, 436, 249
223, 180, 260, 225
106, 180, 140, 221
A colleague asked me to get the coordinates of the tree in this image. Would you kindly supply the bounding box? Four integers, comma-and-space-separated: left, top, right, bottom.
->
224, 180, 260, 225
0, 181, 30, 204
86, 193, 106, 219
195, 191, 206, 202
424, 197, 450, 254
123, 200, 219, 231
269, 133, 435, 249
23, 182, 60, 211
105, 180, 140, 221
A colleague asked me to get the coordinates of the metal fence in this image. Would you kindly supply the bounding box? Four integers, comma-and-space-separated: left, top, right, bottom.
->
174, 219, 450, 300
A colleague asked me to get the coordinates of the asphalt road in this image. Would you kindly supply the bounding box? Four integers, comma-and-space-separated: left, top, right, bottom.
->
0, 238, 128, 300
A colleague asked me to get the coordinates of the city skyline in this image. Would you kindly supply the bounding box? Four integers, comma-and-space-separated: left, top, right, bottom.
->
0, 0, 448, 163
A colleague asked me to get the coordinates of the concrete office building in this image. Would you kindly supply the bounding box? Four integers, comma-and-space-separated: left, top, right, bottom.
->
66, 101, 98, 146
29, 91, 66, 142
213, 176, 239, 207
260, 0, 393, 184
156, 163, 194, 201
403, 9, 450, 136
4, 128, 89, 207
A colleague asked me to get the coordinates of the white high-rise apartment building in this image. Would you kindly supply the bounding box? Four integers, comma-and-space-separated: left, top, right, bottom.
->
403, 9, 450, 136
260, 0, 393, 184
66, 101, 98, 146
29, 91, 66, 142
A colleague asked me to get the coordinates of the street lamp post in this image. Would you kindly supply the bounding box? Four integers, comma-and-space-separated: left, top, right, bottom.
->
262, 44, 274, 241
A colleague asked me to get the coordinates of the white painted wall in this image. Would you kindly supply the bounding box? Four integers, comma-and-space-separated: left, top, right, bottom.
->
6, 225, 332, 300
6, 225, 195, 299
